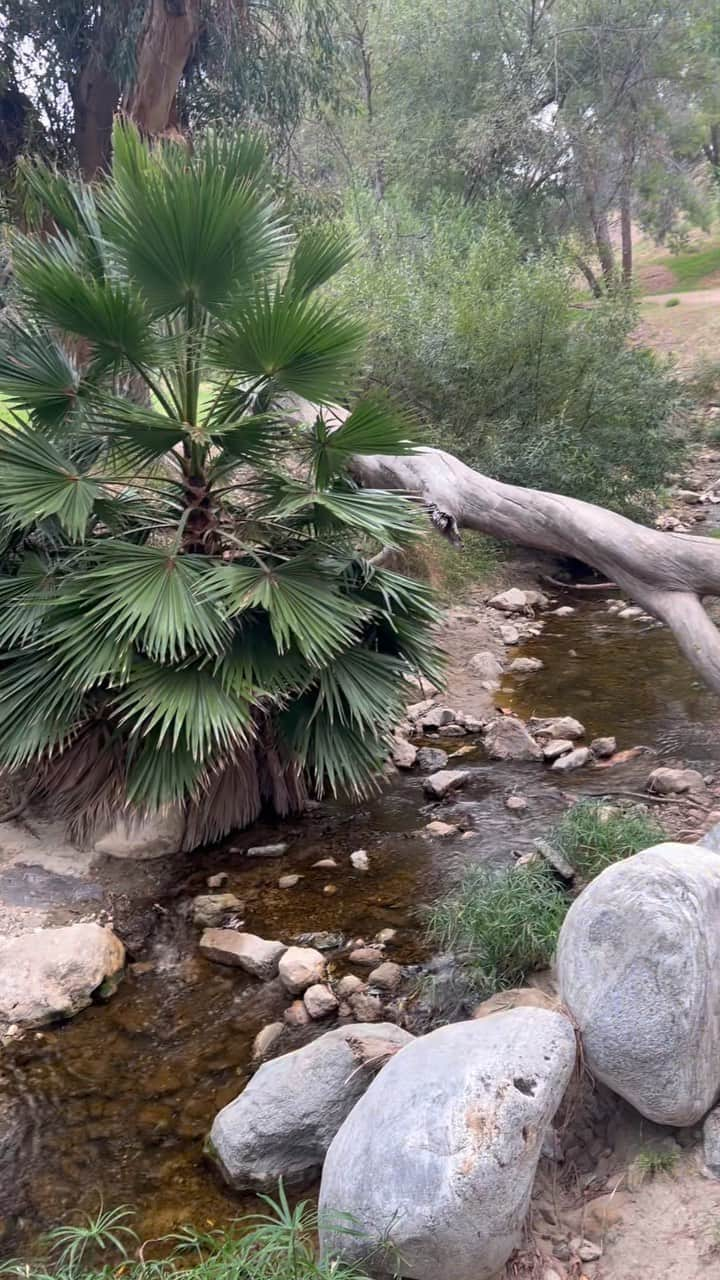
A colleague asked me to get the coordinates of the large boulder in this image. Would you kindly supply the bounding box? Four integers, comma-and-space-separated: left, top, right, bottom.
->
319, 1009, 576, 1280
0, 924, 125, 1027
208, 1023, 413, 1191
558, 842, 720, 1124
483, 716, 542, 761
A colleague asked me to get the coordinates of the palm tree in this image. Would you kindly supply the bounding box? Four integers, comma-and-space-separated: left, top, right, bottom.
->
0, 121, 441, 849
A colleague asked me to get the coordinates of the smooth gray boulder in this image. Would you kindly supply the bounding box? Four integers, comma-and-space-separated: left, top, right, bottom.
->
319, 1009, 576, 1280
0, 924, 125, 1027
209, 1022, 413, 1191
558, 842, 720, 1125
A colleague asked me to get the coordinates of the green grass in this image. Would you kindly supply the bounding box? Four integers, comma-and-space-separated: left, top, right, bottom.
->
632, 1147, 679, 1182
665, 296, 681, 307
0, 1193, 378, 1280
426, 862, 569, 997
650, 242, 720, 291
405, 529, 504, 602
549, 801, 665, 881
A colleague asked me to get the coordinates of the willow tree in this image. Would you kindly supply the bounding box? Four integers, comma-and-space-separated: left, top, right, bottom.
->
0, 122, 440, 848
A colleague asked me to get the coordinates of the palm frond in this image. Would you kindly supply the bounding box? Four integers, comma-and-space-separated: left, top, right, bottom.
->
112, 659, 252, 760
0, 322, 81, 427
308, 396, 418, 486
284, 226, 355, 298
279, 697, 390, 798
210, 289, 364, 401
257, 476, 425, 547
313, 646, 406, 732
0, 427, 102, 540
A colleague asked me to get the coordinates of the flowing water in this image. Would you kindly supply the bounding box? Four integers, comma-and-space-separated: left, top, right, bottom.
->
1, 594, 719, 1252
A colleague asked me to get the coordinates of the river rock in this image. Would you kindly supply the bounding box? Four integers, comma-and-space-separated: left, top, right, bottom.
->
425, 819, 458, 836
192, 893, 245, 927
336, 974, 366, 999
278, 946, 326, 995
349, 991, 384, 1022
278, 874, 301, 889
423, 769, 470, 800
304, 983, 339, 1019
551, 746, 592, 772
421, 706, 456, 730
557, 841, 720, 1124
508, 657, 544, 674
483, 717, 542, 761
209, 1023, 413, 1190
368, 961, 402, 992
247, 842, 289, 858
349, 946, 385, 968
94, 810, 185, 858
199, 930, 286, 979
529, 715, 585, 740
0, 924, 125, 1028
590, 736, 617, 758
350, 849, 370, 870
319, 1009, 576, 1280
542, 739, 573, 761
617, 605, 644, 620
416, 746, 448, 772
553, 606, 575, 617
468, 651, 503, 681
207, 872, 228, 889
647, 766, 705, 795
252, 1022, 284, 1061
284, 999, 311, 1027
391, 739, 417, 769
505, 794, 528, 812
405, 698, 436, 723
500, 623, 521, 644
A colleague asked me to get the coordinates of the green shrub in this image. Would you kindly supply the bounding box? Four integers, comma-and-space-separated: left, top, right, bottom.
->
632, 1147, 679, 1182
550, 802, 665, 880
336, 195, 685, 518
404, 529, 504, 600
0, 1193, 375, 1280
426, 862, 569, 997
665, 296, 681, 307
686, 354, 720, 404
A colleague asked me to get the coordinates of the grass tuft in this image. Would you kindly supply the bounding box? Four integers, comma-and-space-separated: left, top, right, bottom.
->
632, 1147, 679, 1183
426, 862, 569, 997
549, 801, 665, 880
665, 296, 681, 307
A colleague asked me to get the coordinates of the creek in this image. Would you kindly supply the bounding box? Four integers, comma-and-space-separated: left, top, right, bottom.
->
1, 595, 719, 1252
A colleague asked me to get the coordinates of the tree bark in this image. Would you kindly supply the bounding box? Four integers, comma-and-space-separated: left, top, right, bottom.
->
71, 7, 129, 178
346, 445, 720, 697
124, 0, 201, 135
572, 253, 603, 300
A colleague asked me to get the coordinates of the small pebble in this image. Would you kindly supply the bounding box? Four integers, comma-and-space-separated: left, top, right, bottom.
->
505, 795, 528, 812
368, 961, 402, 992
313, 857, 338, 869
284, 1000, 311, 1027
350, 849, 370, 871
349, 946, 385, 967
278, 874, 301, 889
303, 983, 339, 1019
207, 872, 228, 889
247, 842, 289, 858
375, 927, 397, 945
252, 1021, 283, 1061
323, 884, 338, 896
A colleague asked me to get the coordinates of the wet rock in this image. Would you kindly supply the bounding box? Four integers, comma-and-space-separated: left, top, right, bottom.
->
468, 651, 504, 681
423, 769, 470, 800
304, 983, 339, 1019
296, 930, 344, 951
336, 974, 366, 999
247, 842, 289, 858
284, 1000, 311, 1028
278, 874, 301, 889
702, 1105, 720, 1177
368, 961, 402, 992
490, 588, 547, 614
505, 795, 528, 812
421, 706, 456, 730
529, 715, 585, 740
535, 839, 575, 882
391, 739, 417, 769
617, 606, 644, 620
209, 1022, 413, 1191
207, 872, 228, 889
542, 739, 574, 762
590, 736, 617, 758
443, 724, 466, 737
425, 819, 459, 837
500, 623, 521, 644
192, 893, 245, 928
508, 657, 544, 674
553, 606, 575, 617
94, 810, 184, 859
375, 928, 398, 946
647, 766, 705, 795
416, 746, 448, 773
558, 841, 720, 1124
462, 716, 485, 733
0, 923, 125, 1027
349, 946, 385, 968
278, 946, 326, 995
199, 930, 286, 980
323, 884, 338, 896
252, 1022, 284, 1061
348, 991, 383, 1021
551, 746, 592, 772
483, 717, 542, 762
350, 849, 370, 871
319, 1009, 576, 1280
676, 488, 702, 503
313, 857, 338, 868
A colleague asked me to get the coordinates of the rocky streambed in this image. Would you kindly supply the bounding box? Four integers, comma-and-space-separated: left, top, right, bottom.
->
2, 581, 720, 1270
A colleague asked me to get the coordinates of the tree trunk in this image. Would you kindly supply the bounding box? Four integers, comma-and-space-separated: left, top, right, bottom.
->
593, 207, 616, 290
72, 7, 128, 178
124, 0, 201, 135
348, 446, 720, 696
619, 145, 634, 285
572, 253, 603, 300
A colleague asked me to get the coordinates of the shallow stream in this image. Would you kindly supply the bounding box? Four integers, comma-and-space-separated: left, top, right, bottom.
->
2, 595, 719, 1251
